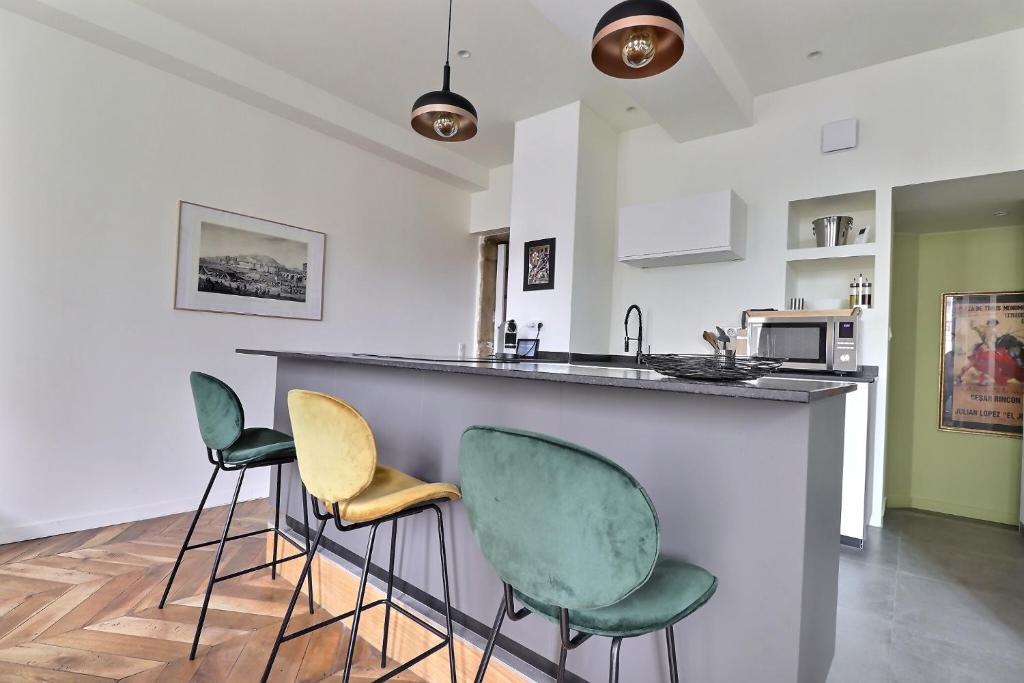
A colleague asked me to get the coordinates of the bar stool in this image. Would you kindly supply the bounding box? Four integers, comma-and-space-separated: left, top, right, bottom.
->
262, 389, 461, 683
459, 426, 718, 683
159, 372, 314, 660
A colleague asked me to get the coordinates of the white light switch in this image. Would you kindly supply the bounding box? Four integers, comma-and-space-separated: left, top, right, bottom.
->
821, 118, 858, 153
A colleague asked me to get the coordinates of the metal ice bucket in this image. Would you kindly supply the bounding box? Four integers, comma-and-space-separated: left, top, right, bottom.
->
811, 215, 854, 247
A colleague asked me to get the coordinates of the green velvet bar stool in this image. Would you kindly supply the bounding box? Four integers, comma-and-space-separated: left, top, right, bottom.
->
159, 371, 315, 660
459, 426, 718, 683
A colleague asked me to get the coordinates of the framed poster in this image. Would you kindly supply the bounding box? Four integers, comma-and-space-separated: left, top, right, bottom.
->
523, 237, 555, 291
939, 290, 1024, 437
174, 202, 325, 320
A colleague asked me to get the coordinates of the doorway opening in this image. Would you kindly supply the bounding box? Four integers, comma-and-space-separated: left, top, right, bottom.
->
887, 169, 1024, 527
475, 230, 510, 357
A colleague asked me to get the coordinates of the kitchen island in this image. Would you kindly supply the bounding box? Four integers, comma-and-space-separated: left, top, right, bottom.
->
240, 350, 854, 683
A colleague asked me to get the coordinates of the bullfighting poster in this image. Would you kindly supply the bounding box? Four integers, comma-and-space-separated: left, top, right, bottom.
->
940, 291, 1024, 437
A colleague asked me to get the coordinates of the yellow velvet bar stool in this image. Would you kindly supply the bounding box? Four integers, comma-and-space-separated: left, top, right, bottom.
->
262, 389, 461, 683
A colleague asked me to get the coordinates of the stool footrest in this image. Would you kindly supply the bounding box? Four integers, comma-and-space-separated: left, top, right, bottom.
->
213, 550, 307, 584
374, 638, 449, 683
186, 526, 272, 550
186, 524, 307, 552
278, 596, 451, 682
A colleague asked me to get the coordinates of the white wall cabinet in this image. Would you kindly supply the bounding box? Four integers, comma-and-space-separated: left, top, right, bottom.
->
617, 189, 747, 267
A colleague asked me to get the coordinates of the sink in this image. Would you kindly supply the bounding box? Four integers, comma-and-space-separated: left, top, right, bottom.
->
527, 361, 663, 377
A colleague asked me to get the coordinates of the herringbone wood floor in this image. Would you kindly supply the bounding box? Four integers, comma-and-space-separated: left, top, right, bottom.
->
0, 498, 425, 682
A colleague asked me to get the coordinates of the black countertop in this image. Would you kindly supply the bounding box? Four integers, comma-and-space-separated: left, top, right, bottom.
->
238, 350, 857, 404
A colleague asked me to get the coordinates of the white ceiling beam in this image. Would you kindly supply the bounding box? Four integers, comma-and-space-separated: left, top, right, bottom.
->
670, 0, 752, 124
0, 0, 490, 191
528, 0, 753, 142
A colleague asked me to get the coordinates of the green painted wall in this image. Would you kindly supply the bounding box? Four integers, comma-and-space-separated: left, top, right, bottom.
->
886, 225, 1024, 524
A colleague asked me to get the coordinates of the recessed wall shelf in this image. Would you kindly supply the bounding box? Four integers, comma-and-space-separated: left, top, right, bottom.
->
787, 190, 876, 250
785, 243, 878, 262
784, 189, 878, 308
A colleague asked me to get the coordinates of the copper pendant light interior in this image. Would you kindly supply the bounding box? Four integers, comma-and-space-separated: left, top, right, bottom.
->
410, 105, 478, 143
592, 1, 684, 79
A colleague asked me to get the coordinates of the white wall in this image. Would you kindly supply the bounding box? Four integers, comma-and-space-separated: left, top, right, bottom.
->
469, 164, 512, 233
613, 29, 1024, 352
569, 106, 618, 355
505, 103, 582, 351
610, 28, 1024, 525
0, 11, 478, 544
504, 102, 620, 353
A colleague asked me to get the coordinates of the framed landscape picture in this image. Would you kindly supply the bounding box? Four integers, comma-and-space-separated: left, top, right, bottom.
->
939, 290, 1024, 437
523, 237, 555, 291
174, 202, 325, 320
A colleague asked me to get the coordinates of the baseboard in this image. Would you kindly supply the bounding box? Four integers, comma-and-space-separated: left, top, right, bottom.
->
887, 495, 1018, 526
839, 535, 864, 549
0, 472, 269, 545
885, 493, 909, 508
268, 534, 531, 683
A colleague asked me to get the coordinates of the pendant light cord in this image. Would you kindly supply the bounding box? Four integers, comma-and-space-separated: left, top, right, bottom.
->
445, 0, 453, 66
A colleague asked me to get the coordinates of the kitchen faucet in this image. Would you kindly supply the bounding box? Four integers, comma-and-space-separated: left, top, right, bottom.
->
624, 304, 643, 366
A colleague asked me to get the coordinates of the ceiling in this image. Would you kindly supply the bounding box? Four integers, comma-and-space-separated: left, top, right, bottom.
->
894, 171, 1024, 234
697, 0, 1024, 94
129, 0, 650, 168
129, 0, 1024, 168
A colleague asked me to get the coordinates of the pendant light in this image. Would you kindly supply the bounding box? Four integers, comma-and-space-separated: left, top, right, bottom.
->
410, 0, 478, 142
591, 0, 684, 79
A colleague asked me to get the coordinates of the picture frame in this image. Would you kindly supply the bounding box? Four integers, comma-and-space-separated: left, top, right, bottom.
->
523, 237, 556, 291
938, 290, 1024, 438
174, 201, 325, 320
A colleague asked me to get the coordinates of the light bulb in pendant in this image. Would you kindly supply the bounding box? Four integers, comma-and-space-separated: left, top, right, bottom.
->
432, 112, 459, 139
621, 28, 655, 69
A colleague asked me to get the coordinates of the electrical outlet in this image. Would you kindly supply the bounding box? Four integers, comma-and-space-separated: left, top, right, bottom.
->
523, 320, 542, 331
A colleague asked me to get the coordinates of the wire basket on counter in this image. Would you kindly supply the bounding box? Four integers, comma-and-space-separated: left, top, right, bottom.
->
642, 353, 783, 382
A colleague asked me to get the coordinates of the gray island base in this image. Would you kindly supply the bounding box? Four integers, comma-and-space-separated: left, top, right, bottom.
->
242, 350, 853, 683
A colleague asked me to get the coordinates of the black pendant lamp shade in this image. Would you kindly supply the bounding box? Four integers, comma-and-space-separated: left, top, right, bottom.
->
592, 0, 684, 79
411, 0, 478, 142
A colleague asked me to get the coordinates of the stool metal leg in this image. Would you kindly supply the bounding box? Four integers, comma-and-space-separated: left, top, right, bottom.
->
665, 625, 680, 683
380, 519, 398, 667
159, 466, 218, 609
261, 515, 327, 683
271, 464, 282, 579
433, 505, 458, 683
474, 595, 507, 683
300, 483, 315, 614
556, 645, 568, 682
341, 522, 380, 682
189, 467, 245, 660
608, 637, 622, 683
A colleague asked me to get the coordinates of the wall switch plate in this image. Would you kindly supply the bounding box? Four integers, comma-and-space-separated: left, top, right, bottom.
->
523, 320, 542, 330
821, 118, 858, 153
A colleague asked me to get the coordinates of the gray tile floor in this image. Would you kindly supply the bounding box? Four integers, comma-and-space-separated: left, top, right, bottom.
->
828, 509, 1024, 683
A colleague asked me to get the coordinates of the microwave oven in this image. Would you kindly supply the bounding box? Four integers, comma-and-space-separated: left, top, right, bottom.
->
743, 309, 861, 372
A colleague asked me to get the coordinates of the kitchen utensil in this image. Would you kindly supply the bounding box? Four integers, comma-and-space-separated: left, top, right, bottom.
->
812, 215, 854, 247
703, 330, 721, 352
715, 326, 730, 348
643, 354, 783, 381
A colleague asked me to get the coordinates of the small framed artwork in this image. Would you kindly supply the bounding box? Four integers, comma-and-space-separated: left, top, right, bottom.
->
523, 237, 556, 291
939, 290, 1024, 437
174, 202, 325, 320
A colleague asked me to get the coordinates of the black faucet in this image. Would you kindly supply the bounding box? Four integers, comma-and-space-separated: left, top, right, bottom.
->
624, 304, 643, 366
